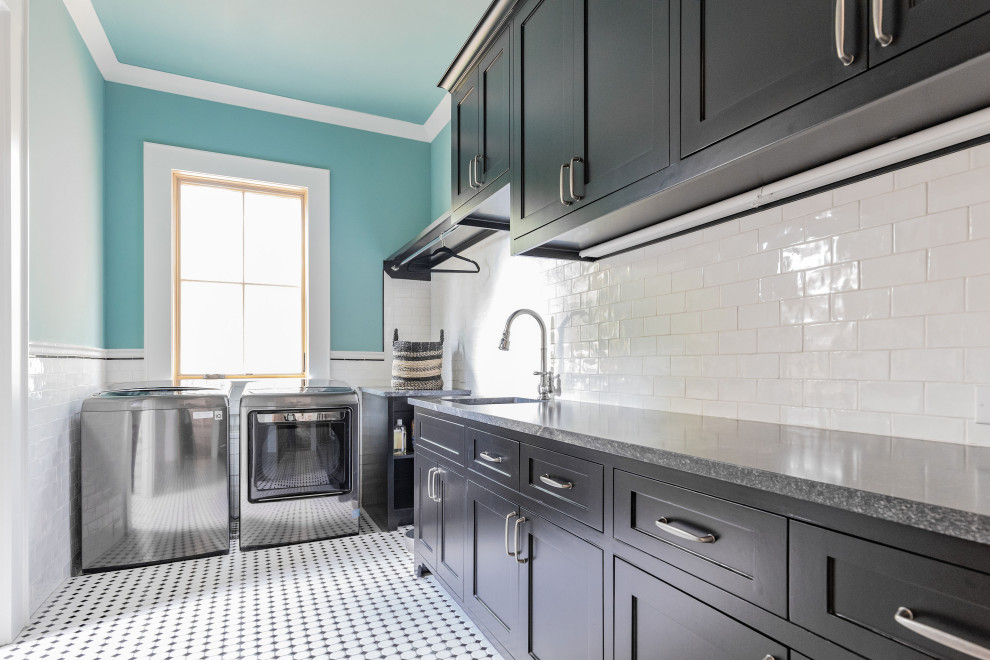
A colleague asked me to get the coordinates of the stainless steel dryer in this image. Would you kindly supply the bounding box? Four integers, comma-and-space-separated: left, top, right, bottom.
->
239, 380, 360, 550
80, 381, 231, 572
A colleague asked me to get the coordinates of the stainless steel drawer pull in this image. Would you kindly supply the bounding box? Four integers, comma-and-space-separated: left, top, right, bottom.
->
655, 517, 716, 544
479, 451, 503, 463
514, 516, 528, 564
559, 163, 573, 205
872, 0, 893, 47
834, 0, 855, 66
894, 607, 990, 659
433, 469, 443, 503
469, 156, 479, 189
475, 154, 485, 186
540, 474, 574, 489
504, 512, 518, 557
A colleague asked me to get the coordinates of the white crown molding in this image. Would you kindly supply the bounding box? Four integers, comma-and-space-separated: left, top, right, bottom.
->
63, 0, 451, 143
424, 94, 452, 142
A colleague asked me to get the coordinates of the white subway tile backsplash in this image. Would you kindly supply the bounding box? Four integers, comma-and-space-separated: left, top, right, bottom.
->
894, 209, 968, 252
859, 381, 923, 413
891, 280, 965, 317
928, 165, 990, 212
891, 414, 965, 443
891, 348, 964, 381
432, 142, 990, 446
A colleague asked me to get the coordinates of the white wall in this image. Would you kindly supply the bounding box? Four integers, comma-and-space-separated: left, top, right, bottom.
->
432, 144, 990, 446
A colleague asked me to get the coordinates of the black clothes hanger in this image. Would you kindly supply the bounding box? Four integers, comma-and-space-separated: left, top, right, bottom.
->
408, 245, 480, 273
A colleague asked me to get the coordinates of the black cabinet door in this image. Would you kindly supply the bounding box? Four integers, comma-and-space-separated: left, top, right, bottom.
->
478, 29, 511, 191
570, 0, 670, 210
614, 559, 788, 660
511, 0, 578, 238
465, 481, 521, 654
435, 465, 467, 598
517, 510, 604, 660
868, 0, 990, 66
414, 453, 439, 568
451, 72, 481, 211
680, 0, 868, 157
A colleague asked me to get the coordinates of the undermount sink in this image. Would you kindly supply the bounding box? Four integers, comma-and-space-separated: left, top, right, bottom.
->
442, 396, 543, 405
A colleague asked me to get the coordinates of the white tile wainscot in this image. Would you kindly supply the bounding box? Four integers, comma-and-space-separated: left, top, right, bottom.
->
431, 143, 990, 447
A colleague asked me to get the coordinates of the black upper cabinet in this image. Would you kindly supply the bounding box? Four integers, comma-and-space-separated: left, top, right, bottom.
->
512, 0, 671, 240
680, 0, 868, 157
868, 0, 990, 65
451, 29, 511, 213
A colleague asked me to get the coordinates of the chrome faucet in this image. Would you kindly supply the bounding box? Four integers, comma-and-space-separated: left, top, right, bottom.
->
498, 309, 556, 400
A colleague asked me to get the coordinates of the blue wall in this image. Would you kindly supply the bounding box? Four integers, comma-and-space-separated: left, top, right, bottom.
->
29, 0, 105, 347
430, 122, 452, 220
103, 83, 433, 351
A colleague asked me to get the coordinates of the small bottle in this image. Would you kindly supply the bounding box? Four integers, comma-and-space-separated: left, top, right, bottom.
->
393, 420, 407, 454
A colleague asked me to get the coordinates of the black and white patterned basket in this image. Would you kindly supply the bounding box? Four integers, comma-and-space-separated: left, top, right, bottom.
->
390, 329, 444, 390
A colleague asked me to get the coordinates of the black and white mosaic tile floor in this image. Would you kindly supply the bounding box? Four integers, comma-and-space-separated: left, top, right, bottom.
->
4, 530, 502, 660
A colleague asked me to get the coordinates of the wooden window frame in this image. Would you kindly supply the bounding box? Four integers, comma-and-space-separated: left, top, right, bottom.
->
172, 170, 308, 380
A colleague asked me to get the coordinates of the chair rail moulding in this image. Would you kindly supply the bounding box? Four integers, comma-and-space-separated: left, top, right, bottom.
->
143, 143, 331, 380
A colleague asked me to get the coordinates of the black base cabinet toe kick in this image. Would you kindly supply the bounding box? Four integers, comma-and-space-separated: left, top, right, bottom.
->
411, 408, 990, 660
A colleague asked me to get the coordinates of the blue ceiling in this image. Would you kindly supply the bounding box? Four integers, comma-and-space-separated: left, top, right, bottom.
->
91, 0, 491, 124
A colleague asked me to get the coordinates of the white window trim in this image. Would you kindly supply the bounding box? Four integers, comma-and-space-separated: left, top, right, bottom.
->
143, 143, 331, 380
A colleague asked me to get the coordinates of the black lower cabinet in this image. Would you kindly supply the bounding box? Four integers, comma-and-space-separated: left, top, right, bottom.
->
614, 559, 788, 660
518, 511, 604, 660
414, 450, 467, 599
465, 482, 521, 654
465, 481, 604, 660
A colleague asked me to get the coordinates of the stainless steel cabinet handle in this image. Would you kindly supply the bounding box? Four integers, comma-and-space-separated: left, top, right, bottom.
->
479, 450, 503, 463
468, 156, 479, 189
655, 517, 716, 544
514, 516, 528, 564
475, 154, 485, 186
894, 607, 990, 659
540, 474, 574, 489
872, 0, 893, 47
834, 0, 855, 66
426, 467, 436, 501
569, 156, 583, 201
433, 468, 443, 503
559, 163, 573, 206
504, 512, 518, 557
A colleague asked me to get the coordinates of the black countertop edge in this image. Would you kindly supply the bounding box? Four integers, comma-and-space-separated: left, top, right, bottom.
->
407, 396, 990, 545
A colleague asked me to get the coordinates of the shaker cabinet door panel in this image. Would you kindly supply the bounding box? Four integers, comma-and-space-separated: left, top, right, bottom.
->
465, 481, 521, 654
479, 30, 511, 191
576, 0, 670, 208
512, 0, 577, 237
415, 454, 439, 568
435, 465, 467, 599
452, 75, 481, 211
518, 511, 604, 660
680, 0, 868, 157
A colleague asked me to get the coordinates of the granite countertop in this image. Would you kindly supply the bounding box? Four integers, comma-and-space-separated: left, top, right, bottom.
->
360, 388, 471, 398
407, 396, 990, 545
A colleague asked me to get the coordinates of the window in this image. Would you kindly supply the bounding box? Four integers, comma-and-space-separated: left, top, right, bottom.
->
173, 171, 307, 378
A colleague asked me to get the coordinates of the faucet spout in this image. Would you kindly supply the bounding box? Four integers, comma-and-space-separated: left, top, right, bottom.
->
499, 309, 553, 400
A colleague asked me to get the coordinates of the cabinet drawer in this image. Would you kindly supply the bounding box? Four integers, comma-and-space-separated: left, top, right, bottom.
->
467, 428, 519, 490
614, 470, 787, 616
790, 521, 990, 660
520, 444, 603, 531
416, 415, 465, 466
614, 559, 788, 660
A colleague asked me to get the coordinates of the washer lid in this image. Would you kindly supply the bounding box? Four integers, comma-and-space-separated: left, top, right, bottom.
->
99, 380, 232, 397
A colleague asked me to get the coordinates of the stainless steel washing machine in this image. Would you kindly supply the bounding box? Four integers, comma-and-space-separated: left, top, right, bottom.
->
80, 381, 231, 572
239, 380, 360, 550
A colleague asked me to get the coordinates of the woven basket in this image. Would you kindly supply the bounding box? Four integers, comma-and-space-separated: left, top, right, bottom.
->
390, 329, 444, 391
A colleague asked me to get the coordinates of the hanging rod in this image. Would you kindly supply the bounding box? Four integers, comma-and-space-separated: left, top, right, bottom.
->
393, 224, 461, 269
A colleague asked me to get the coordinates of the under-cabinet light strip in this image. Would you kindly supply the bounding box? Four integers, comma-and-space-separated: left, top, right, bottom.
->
579, 105, 990, 259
